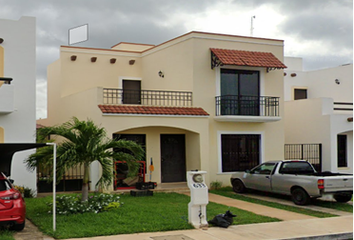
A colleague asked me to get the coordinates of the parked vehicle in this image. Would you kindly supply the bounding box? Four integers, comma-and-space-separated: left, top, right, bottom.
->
0, 172, 25, 230
230, 160, 353, 205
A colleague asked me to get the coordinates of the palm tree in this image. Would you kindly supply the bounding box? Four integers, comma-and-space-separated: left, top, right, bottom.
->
26, 117, 144, 201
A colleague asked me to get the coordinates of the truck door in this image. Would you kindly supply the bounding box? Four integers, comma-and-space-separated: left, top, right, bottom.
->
246, 162, 275, 192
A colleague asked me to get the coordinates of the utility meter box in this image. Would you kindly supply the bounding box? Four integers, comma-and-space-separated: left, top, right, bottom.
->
186, 170, 208, 228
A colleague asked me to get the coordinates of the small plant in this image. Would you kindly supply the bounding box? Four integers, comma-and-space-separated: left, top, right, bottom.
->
13, 185, 35, 198
47, 193, 122, 215
210, 181, 222, 190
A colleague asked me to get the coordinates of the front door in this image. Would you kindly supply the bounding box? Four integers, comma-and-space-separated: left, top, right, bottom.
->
161, 134, 186, 182
122, 80, 141, 104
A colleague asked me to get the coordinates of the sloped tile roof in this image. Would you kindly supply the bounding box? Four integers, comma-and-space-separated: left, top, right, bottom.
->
98, 105, 209, 116
210, 48, 287, 69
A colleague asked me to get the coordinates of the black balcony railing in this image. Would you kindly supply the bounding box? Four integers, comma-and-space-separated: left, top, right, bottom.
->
215, 95, 279, 117
103, 88, 192, 107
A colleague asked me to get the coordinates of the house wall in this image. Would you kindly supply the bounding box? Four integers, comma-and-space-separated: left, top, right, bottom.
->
59, 47, 142, 97
191, 34, 285, 184
0, 17, 37, 190
284, 57, 353, 173
284, 98, 353, 173
284, 57, 353, 102
44, 32, 286, 188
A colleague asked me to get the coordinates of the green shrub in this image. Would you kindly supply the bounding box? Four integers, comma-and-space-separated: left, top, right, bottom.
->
210, 181, 222, 190
103, 201, 120, 211
47, 193, 122, 215
13, 185, 35, 198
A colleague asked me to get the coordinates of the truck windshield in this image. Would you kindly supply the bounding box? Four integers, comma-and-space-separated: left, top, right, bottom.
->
251, 163, 276, 175
279, 162, 315, 175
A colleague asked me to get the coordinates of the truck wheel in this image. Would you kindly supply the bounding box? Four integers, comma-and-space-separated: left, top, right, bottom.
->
232, 179, 246, 193
291, 188, 310, 205
334, 194, 352, 203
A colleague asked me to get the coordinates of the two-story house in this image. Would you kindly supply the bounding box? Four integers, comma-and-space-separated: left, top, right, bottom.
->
284, 57, 353, 174
0, 17, 38, 190
40, 31, 287, 190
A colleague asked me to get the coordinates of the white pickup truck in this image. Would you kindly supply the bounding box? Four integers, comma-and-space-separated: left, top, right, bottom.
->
230, 160, 353, 205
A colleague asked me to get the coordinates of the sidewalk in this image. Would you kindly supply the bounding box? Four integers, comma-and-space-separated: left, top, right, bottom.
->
63, 216, 353, 240
15, 192, 353, 240
64, 192, 353, 240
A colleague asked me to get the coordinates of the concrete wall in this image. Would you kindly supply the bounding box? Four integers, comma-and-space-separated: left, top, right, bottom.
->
0, 17, 37, 190
284, 57, 353, 102
284, 57, 353, 173
285, 98, 353, 173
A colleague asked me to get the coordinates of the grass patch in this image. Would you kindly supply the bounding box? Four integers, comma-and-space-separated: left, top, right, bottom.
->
210, 187, 338, 218
312, 199, 353, 213
0, 230, 15, 240
26, 192, 279, 239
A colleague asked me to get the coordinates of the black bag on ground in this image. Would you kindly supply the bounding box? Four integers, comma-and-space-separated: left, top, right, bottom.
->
208, 210, 237, 228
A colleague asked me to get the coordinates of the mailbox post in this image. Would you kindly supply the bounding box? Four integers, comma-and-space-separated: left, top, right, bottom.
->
186, 170, 208, 228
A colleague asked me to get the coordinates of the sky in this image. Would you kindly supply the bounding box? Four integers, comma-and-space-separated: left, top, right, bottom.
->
0, 0, 352, 119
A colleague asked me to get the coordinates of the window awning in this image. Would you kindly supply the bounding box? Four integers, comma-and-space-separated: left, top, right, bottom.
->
0, 143, 47, 176
210, 48, 287, 71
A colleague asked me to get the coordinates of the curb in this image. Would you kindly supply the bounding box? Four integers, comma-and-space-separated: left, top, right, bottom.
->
282, 232, 353, 240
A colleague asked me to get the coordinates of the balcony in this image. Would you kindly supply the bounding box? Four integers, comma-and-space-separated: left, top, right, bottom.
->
214, 95, 281, 122
103, 88, 192, 107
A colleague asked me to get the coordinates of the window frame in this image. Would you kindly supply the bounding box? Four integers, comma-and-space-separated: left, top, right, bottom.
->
215, 66, 266, 98
217, 131, 264, 174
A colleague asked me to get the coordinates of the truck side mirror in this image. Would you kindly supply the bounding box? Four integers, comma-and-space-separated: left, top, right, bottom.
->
9, 179, 14, 184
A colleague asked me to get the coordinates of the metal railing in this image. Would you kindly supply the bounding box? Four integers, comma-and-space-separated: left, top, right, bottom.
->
215, 95, 279, 117
103, 88, 192, 107
285, 144, 322, 172
37, 164, 84, 192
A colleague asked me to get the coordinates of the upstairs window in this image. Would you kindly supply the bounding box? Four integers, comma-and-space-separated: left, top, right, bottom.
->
294, 89, 307, 100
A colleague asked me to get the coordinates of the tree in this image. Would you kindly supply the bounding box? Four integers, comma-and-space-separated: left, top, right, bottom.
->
26, 117, 144, 201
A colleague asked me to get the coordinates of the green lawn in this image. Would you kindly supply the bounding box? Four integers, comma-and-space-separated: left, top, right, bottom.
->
0, 230, 15, 240
25, 192, 280, 239
211, 187, 352, 217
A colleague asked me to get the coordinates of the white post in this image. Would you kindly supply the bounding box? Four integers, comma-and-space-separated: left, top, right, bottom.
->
250, 16, 256, 36
46, 143, 56, 231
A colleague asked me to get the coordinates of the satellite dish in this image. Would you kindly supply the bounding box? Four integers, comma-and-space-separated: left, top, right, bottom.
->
68, 24, 88, 45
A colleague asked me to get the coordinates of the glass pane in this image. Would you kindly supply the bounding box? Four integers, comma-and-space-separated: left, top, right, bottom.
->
239, 71, 259, 96
221, 69, 238, 96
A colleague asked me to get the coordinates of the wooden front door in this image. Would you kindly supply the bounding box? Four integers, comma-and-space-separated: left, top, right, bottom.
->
161, 134, 186, 182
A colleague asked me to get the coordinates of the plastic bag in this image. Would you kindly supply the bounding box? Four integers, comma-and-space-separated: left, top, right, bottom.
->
208, 210, 237, 228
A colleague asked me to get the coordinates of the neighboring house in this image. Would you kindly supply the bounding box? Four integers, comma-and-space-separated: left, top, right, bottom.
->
0, 17, 38, 189
40, 31, 287, 190
284, 57, 353, 173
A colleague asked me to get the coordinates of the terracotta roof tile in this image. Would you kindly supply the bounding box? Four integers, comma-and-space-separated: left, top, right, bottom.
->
210, 48, 287, 69
98, 105, 209, 116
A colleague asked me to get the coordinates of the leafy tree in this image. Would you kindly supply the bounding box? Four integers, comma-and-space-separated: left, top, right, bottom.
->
26, 117, 144, 201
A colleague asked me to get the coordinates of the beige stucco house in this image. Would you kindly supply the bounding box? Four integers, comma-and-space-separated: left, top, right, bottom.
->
40, 31, 287, 190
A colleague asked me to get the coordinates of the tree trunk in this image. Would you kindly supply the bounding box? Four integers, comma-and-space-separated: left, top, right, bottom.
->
81, 163, 90, 202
